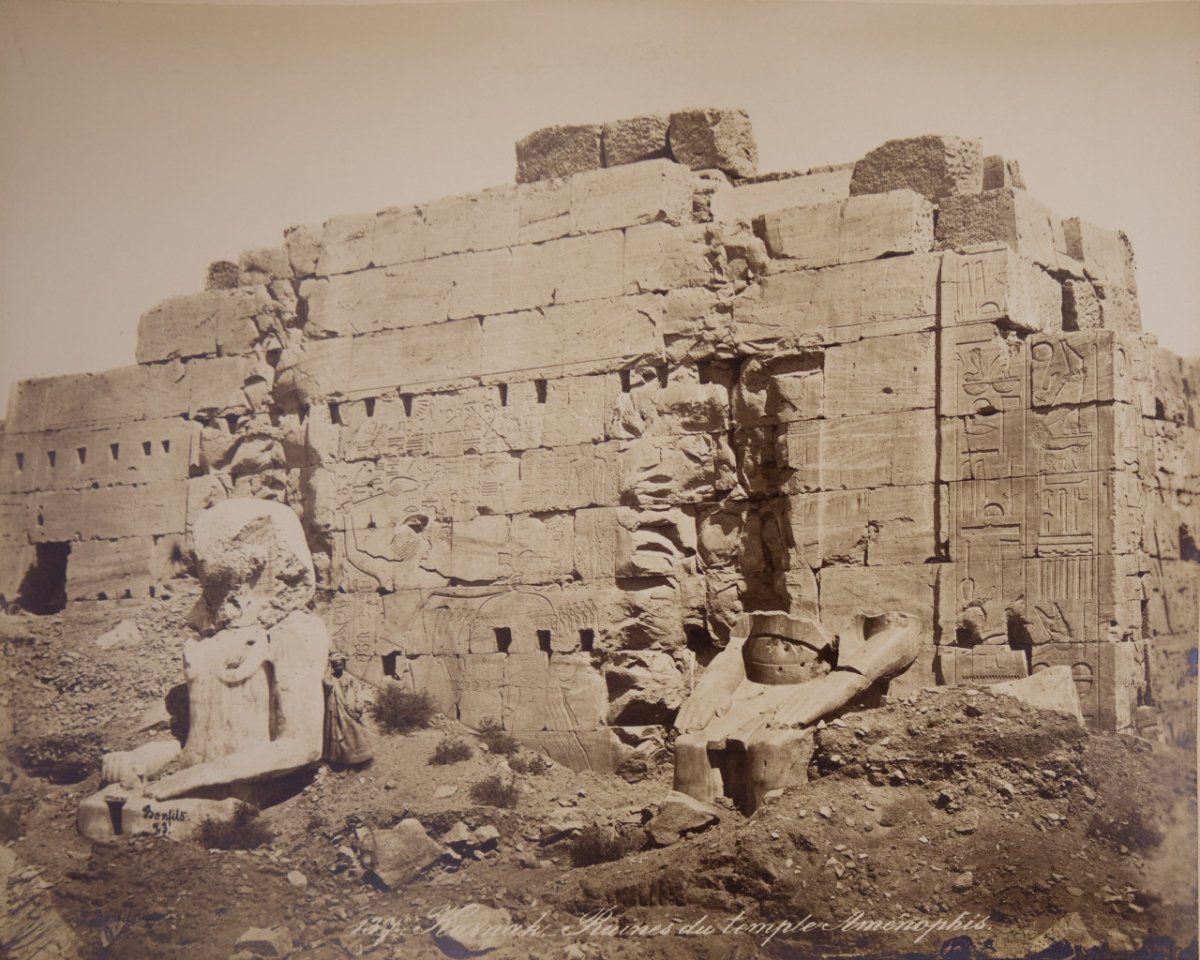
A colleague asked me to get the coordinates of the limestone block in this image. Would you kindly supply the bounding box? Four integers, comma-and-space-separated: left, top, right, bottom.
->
408, 654, 456, 714
604, 650, 691, 724
939, 399, 1149, 483
345, 319, 481, 396
867, 485, 939, 566
552, 231, 626, 304
695, 501, 757, 569
1146, 345, 1189, 424
510, 513, 574, 583
238, 246, 291, 286
137, 287, 272, 363
709, 165, 854, 223
602, 115, 670, 166
519, 442, 620, 511
0, 419, 197, 494
1062, 278, 1141, 335
5, 363, 187, 433
760, 190, 933, 268
573, 506, 620, 581
542, 654, 606, 731
569, 159, 696, 235
1144, 487, 1197, 559
541, 374, 621, 448
65, 536, 177, 601
822, 331, 936, 417
1025, 554, 1145, 645
982, 155, 1025, 191
990, 666, 1083, 722
301, 260, 454, 337
1061, 218, 1137, 291
184, 355, 271, 417
481, 295, 662, 384
1145, 421, 1200, 494
32, 481, 188, 542
1145, 559, 1199, 640
420, 186, 520, 260
819, 563, 940, 642
500, 651, 552, 732
452, 654, 507, 726
1030, 641, 1145, 732
937, 646, 1029, 685
668, 109, 757, 179
624, 222, 713, 294
316, 212, 375, 276
450, 514, 510, 583
647, 379, 730, 435
662, 287, 735, 364
517, 178, 571, 245
284, 222, 321, 278
940, 246, 1062, 333
619, 431, 735, 505
849, 135, 983, 202
1029, 330, 1144, 409
615, 507, 696, 578
779, 409, 936, 493
734, 255, 940, 348
345, 205, 416, 273
732, 355, 823, 428
516, 124, 603, 183
936, 188, 1067, 270
0, 492, 30, 544
360, 819, 442, 888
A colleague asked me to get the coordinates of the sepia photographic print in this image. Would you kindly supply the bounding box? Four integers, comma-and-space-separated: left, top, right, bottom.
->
1, 1, 1198, 957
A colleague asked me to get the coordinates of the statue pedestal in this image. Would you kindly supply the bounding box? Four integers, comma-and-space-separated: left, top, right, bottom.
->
77, 787, 241, 842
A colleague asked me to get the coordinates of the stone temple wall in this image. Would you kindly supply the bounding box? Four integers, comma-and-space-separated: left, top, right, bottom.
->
1, 109, 1196, 765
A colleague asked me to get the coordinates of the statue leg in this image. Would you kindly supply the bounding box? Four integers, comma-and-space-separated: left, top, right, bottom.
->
741, 727, 816, 814
672, 733, 724, 805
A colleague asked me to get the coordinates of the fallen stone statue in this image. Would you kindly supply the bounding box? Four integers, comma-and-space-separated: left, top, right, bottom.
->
77, 499, 330, 841
671, 611, 919, 814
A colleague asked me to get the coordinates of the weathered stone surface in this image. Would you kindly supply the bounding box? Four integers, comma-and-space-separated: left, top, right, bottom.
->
822, 332, 937, 417
569, 159, 696, 235
5, 363, 187, 433
936, 188, 1067, 270
940, 246, 1062, 333
361, 819, 443, 889
734, 255, 940, 348
982, 154, 1025, 191
602, 114, 669, 167
137, 287, 273, 363
710, 165, 853, 223
233, 925, 293, 958
668, 108, 757, 179
1062, 218, 1137, 291
780, 410, 937, 493
430, 903, 514, 956
760, 190, 933, 267
515, 124, 603, 183
850, 135, 983, 202
646, 791, 720, 846
991, 665, 1084, 722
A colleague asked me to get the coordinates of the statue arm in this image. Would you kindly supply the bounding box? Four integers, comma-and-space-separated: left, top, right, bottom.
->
673, 636, 747, 734
770, 613, 920, 729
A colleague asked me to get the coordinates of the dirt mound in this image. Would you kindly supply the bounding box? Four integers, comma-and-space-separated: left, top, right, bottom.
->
3, 596, 1196, 959
563, 686, 1198, 957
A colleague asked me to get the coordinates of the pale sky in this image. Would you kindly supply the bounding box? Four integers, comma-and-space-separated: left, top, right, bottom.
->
2, 0, 1198, 407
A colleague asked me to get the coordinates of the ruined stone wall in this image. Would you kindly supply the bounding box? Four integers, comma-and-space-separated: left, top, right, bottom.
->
1, 109, 1196, 764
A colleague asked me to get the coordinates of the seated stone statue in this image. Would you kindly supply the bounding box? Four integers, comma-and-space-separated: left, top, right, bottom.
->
671, 611, 919, 814
78, 499, 330, 840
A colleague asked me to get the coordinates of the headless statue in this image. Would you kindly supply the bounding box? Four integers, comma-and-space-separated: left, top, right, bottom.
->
78, 499, 330, 840
671, 611, 919, 814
